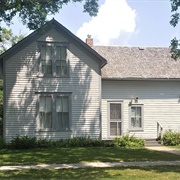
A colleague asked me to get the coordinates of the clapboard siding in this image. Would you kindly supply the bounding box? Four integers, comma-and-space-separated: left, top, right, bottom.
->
4, 28, 101, 142
102, 80, 180, 139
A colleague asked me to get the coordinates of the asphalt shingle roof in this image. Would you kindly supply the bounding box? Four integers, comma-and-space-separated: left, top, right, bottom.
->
93, 46, 180, 79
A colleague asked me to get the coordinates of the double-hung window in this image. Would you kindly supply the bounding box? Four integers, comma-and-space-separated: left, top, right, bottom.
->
39, 42, 68, 77
129, 104, 144, 130
38, 94, 71, 131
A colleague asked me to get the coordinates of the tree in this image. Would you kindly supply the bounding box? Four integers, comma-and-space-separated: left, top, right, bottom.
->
0, 28, 24, 136
0, 28, 24, 54
0, 0, 99, 31
170, 0, 180, 59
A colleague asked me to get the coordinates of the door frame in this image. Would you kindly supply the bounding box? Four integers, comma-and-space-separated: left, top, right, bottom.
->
107, 100, 124, 138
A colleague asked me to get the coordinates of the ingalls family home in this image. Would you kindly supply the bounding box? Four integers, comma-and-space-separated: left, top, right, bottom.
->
0, 19, 180, 142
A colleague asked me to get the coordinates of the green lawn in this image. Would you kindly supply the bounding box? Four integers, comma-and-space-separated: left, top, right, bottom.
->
169, 145, 180, 149
0, 166, 180, 179
0, 147, 180, 166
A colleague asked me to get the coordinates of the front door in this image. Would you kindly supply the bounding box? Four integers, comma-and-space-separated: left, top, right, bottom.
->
109, 102, 122, 136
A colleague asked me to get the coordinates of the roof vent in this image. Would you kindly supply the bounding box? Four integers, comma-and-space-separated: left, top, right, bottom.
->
138, 47, 144, 50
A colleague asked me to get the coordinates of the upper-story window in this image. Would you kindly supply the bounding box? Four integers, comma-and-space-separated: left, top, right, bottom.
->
39, 42, 69, 77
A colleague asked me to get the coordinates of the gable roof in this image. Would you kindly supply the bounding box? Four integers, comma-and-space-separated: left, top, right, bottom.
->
93, 46, 180, 79
0, 19, 107, 68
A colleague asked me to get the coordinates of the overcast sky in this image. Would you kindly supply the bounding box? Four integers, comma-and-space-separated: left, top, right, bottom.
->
7, 0, 180, 47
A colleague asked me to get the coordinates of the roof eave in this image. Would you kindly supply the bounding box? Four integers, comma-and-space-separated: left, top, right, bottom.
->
102, 77, 180, 81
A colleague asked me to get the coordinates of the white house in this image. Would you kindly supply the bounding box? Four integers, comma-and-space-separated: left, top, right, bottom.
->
0, 19, 180, 142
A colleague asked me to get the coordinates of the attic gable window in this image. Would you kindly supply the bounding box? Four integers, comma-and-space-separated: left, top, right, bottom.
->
39, 42, 69, 77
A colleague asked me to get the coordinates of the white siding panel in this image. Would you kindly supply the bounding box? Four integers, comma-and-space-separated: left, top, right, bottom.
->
102, 80, 180, 139
5, 28, 101, 142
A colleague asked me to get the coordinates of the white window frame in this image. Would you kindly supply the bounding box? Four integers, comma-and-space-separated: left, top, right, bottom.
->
38, 41, 69, 77
37, 93, 71, 132
129, 104, 144, 131
108, 101, 123, 137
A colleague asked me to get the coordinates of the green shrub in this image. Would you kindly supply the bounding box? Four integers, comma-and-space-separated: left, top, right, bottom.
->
9, 135, 37, 149
162, 130, 180, 146
113, 134, 145, 148
8, 135, 113, 149
9, 134, 145, 149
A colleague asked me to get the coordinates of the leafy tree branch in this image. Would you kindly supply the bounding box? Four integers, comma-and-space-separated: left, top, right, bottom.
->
170, 0, 180, 59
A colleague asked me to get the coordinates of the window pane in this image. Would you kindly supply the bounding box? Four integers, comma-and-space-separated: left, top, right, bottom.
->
46, 46, 52, 60
131, 117, 142, 128
110, 122, 117, 136
61, 46, 67, 60
56, 96, 62, 112
41, 45, 46, 60
56, 96, 69, 130
41, 45, 52, 75
39, 96, 52, 129
131, 107, 136, 117
118, 122, 121, 135
110, 122, 121, 136
63, 96, 69, 112
40, 112, 52, 129
56, 46, 67, 76
131, 117, 136, 127
39, 96, 45, 112
131, 106, 142, 128
136, 107, 141, 117
110, 104, 121, 120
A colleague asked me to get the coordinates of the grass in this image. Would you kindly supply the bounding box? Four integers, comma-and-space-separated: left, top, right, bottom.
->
169, 145, 180, 149
0, 166, 180, 179
1, 147, 180, 166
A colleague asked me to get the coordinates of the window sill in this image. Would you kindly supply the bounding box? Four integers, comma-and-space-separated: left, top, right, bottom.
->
37, 74, 70, 78
129, 129, 144, 132
36, 130, 72, 133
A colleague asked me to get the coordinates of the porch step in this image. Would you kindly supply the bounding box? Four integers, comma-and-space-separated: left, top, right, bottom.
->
145, 139, 162, 147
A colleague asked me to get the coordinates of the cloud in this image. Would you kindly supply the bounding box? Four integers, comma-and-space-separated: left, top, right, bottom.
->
77, 0, 136, 45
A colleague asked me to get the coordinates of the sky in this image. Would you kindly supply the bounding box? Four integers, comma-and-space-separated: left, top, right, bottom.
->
6, 0, 180, 47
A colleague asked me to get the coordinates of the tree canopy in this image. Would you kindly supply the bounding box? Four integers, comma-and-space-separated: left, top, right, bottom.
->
0, 0, 99, 30
0, 28, 24, 54
0, 0, 179, 59
170, 0, 180, 59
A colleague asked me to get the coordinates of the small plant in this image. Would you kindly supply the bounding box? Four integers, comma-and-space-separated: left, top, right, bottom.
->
113, 134, 145, 148
162, 130, 180, 146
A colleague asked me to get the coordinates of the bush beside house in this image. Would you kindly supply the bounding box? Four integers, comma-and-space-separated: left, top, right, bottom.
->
0, 134, 145, 149
162, 130, 180, 146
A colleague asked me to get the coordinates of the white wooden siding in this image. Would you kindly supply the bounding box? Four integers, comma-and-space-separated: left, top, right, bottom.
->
102, 80, 180, 139
5, 28, 101, 142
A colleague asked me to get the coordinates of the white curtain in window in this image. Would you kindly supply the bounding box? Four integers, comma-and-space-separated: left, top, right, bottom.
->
56, 96, 63, 112
46, 46, 51, 61
63, 96, 68, 112
56, 96, 68, 112
39, 96, 52, 129
41, 45, 46, 60
56, 46, 67, 75
41, 45, 52, 74
39, 96, 51, 112
56, 96, 69, 130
